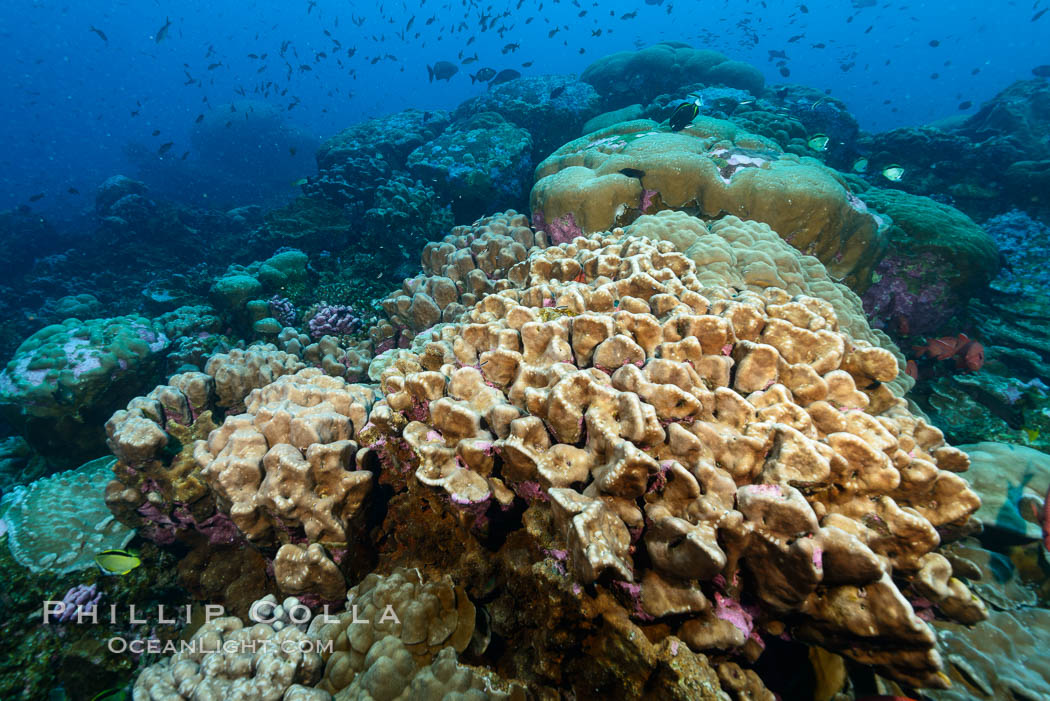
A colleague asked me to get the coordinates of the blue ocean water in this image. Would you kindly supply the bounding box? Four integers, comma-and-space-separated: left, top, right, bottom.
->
1, 0, 1046, 226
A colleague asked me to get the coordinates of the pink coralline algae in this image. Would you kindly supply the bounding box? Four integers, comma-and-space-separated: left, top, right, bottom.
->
268, 295, 297, 327
136, 501, 240, 546
713, 592, 754, 638
514, 480, 549, 501
306, 303, 364, 339
533, 210, 581, 245
53, 583, 103, 623
641, 188, 658, 212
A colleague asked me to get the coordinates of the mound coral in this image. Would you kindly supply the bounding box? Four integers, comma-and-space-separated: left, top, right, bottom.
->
530, 117, 886, 290
359, 231, 982, 687
407, 112, 533, 222
857, 187, 999, 335
133, 608, 325, 700
581, 42, 764, 108
376, 210, 544, 347
1, 456, 135, 573
0, 315, 169, 465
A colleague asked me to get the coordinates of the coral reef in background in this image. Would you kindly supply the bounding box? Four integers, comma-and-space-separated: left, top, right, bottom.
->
531, 117, 887, 290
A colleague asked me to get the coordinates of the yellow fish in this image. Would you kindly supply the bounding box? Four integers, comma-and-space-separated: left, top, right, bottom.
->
882, 164, 905, 182
807, 134, 830, 151
95, 549, 142, 575
1024, 427, 1040, 443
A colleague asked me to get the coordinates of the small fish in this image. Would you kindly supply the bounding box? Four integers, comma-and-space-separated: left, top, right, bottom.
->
669, 98, 700, 131
490, 68, 520, 86
152, 129, 160, 136
428, 61, 458, 82
289, 147, 297, 156
292, 178, 309, 187
462, 53, 479, 65
1025, 427, 1041, 443
89, 25, 108, 43
619, 168, 646, 179
28, 193, 45, 202
881, 164, 905, 182
958, 100, 972, 110
1034, 8, 1049, 21
851, 157, 869, 173
95, 549, 142, 575
154, 17, 172, 43
91, 688, 128, 701
928, 39, 940, 47
471, 67, 496, 83
157, 141, 174, 156
195, 113, 204, 123
68, 187, 80, 195
549, 85, 566, 99
807, 134, 830, 151
1033, 65, 1050, 78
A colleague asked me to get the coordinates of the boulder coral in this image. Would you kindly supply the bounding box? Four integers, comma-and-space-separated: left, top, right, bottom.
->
359, 232, 983, 688
581, 42, 764, 108
0, 315, 169, 466
530, 118, 887, 291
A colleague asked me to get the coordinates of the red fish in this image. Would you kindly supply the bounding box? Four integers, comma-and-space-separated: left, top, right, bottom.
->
912, 333, 984, 372
1040, 482, 1050, 552
905, 360, 918, 380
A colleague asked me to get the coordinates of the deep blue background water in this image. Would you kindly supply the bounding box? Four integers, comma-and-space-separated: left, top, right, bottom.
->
2, 0, 1046, 230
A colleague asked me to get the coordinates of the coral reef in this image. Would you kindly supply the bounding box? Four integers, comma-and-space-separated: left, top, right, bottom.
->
857, 187, 999, 335
0, 315, 169, 465
407, 112, 533, 222
581, 42, 764, 109
455, 74, 602, 160
0, 456, 135, 573
359, 231, 982, 688
530, 117, 886, 290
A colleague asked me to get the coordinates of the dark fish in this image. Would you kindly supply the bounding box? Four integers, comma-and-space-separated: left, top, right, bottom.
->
289, 147, 297, 156
157, 141, 174, 156
621, 11, 637, 19
550, 85, 566, 99
428, 61, 458, 82
195, 113, 204, 123
502, 42, 520, 53
1033, 65, 1050, 77
68, 187, 80, 195
471, 67, 496, 83
669, 101, 699, 131
89, 25, 108, 43
207, 62, 222, 70
28, 193, 45, 202
800, 4, 809, 12
928, 39, 940, 47
958, 100, 972, 110
180, 151, 189, 160
619, 168, 645, 179
489, 68, 520, 86
154, 17, 172, 43
780, 66, 790, 77
521, 60, 533, 67
1034, 8, 1048, 21
462, 53, 479, 64
152, 129, 160, 136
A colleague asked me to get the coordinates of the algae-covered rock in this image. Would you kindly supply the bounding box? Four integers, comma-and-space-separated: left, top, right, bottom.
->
0, 315, 169, 464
